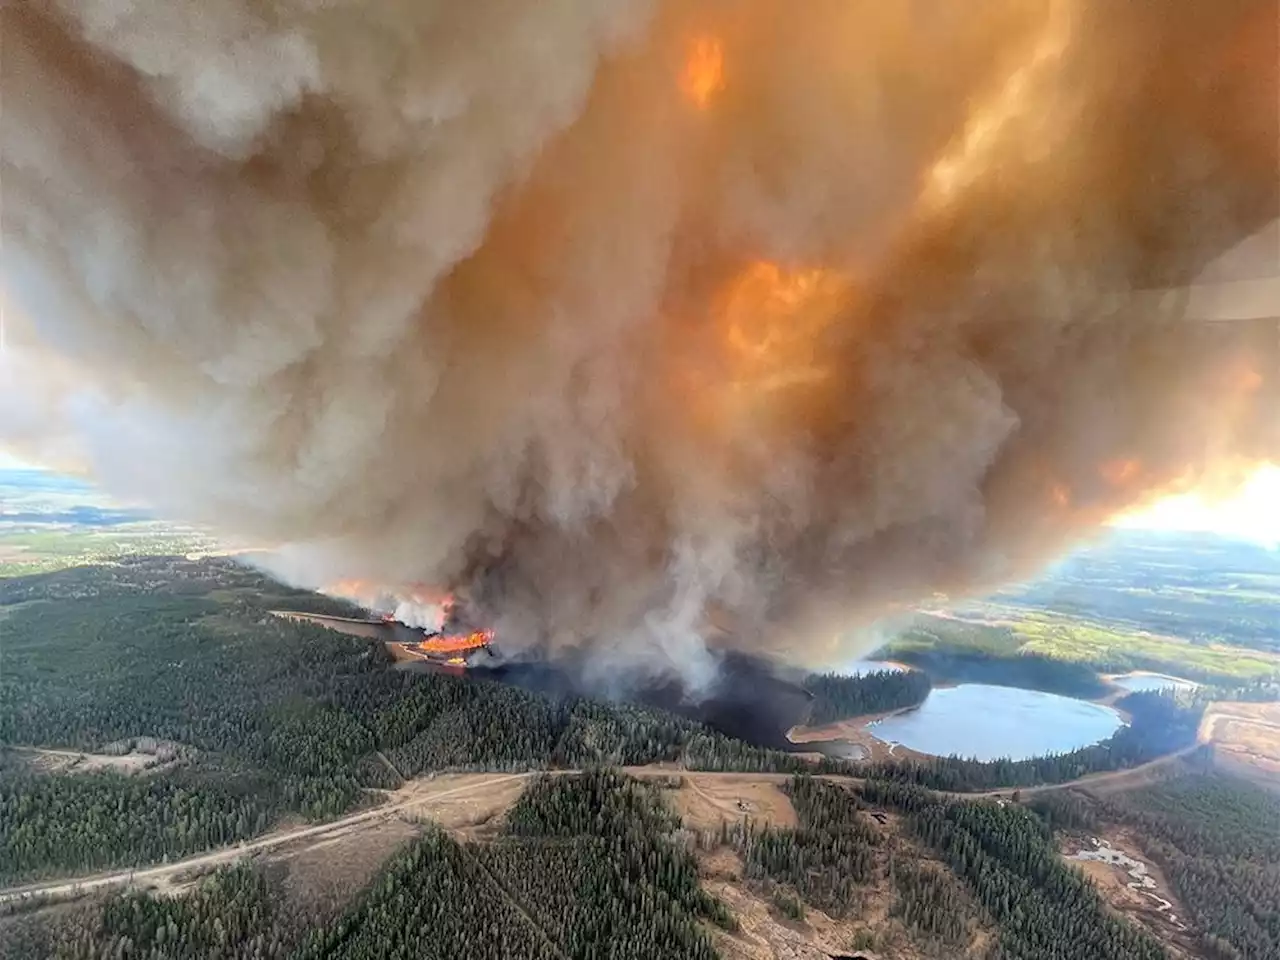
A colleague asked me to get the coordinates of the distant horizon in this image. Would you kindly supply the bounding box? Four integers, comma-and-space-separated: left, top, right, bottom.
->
3, 446, 1278, 546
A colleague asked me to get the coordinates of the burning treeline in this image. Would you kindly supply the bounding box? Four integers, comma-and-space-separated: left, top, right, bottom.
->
1, 2, 1277, 682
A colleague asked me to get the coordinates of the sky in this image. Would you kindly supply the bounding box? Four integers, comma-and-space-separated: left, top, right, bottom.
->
1115, 465, 1280, 545
3, 443, 1278, 545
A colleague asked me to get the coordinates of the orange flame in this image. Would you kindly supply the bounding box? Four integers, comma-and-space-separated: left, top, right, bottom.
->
419, 629, 493, 655
681, 35, 725, 109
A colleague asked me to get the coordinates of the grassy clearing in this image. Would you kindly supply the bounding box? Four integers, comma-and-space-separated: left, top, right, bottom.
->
1010, 616, 1278, 681
888, 611, 1280, 684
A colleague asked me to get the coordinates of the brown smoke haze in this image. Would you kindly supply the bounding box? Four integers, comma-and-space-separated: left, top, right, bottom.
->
2, 0, 1278, 684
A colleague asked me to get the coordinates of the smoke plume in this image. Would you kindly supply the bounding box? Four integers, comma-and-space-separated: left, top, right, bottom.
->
2, 1, 1277, 683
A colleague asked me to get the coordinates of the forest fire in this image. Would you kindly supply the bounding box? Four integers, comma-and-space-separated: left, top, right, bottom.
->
320, 579, 494, 666
4, 3, 1276, 687
680, 34, 725, 109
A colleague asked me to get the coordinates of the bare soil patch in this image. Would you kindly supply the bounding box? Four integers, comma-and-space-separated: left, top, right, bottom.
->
787, 716, 929, 765
699, 850, 872, 960
397, 772, 530, 838
1061, 829, 1196, 958
694, 810, 992, 960
14, 747, 164, 776
272, 818, 420, 915
669, 775, 799, 831
1201, 702, 1280, 784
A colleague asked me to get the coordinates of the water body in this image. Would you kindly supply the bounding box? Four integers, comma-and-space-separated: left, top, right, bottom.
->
868, 684, 1124, 761
1111, 672, 1199, 694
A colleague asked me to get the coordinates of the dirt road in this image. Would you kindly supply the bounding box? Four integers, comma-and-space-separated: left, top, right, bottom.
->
0, 749, 1210, 906
0, 772, 530, 907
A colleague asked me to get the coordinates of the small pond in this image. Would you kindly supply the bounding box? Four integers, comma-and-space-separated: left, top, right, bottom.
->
1110, 672, 1199, 694
867, 683, 1125, 761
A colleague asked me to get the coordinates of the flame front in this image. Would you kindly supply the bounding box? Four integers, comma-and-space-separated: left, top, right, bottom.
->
419, 629, 494, 655
681, 35, 725, 110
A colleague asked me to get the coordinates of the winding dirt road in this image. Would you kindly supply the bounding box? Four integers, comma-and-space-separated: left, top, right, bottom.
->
0, 740, 1219, 908
0, 772, 530, 907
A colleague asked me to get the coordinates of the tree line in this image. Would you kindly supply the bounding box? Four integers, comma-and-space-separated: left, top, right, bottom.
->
1100, 774, 1280, 959
803, 670, 932, 726
11, 772, 734, 960
0, 558, 822, 883
861, 778, 1169, 960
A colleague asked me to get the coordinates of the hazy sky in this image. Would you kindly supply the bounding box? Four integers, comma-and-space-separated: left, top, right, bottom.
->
1116, 465, 1280, 544
2, 442, 1276, 544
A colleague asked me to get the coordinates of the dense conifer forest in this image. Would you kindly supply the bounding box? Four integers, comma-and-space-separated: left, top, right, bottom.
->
891, 647, 1112, 699
730, 776, 880, 916
0, 557, 815, 883
860, 778, 1170, 960
8, 772, 732, 960
5, 556, 1279, 960
1102, 775, 1280, 959
803, 669, 932, 726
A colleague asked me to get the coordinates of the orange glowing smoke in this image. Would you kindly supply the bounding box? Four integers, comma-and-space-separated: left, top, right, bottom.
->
719, 260, 846, 394
321, 578, 383, 604
681, 35, 725, 109
1100, 458, 1142, 487
322, 579, 451, 606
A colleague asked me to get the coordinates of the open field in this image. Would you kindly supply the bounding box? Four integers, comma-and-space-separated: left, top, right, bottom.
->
667, 775, 799, 831
0, 467, 217, 575
0, 524, 218, 577
912, 529, 1280, 679
900, 607, 1280, 684
1199, 701, 1280, 782
11, 747, 161, 776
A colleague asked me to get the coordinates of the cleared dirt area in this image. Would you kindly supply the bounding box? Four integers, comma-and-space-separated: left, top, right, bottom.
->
1200, 702, 1280, 783
697, 826, 993, 960
1061, 830, 1196, 959
699, 849, 869, 960
397, 772, 530, 837
272, 818, 420, 914
667, 775, 799, 831
13, 747, 161, 776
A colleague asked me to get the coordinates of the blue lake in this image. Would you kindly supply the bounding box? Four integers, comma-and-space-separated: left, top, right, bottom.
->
867, 684, 1124, 762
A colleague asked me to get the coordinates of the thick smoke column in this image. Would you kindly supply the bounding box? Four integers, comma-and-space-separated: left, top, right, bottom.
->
1, 1, 1277, 682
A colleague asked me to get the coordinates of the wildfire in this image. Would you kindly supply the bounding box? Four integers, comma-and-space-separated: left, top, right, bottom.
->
719, 260, 846, 394
419, 629, 494, 655
681, 35, 725, 109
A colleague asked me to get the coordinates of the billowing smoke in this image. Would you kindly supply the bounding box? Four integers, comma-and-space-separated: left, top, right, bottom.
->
2, 1, 1277, 686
